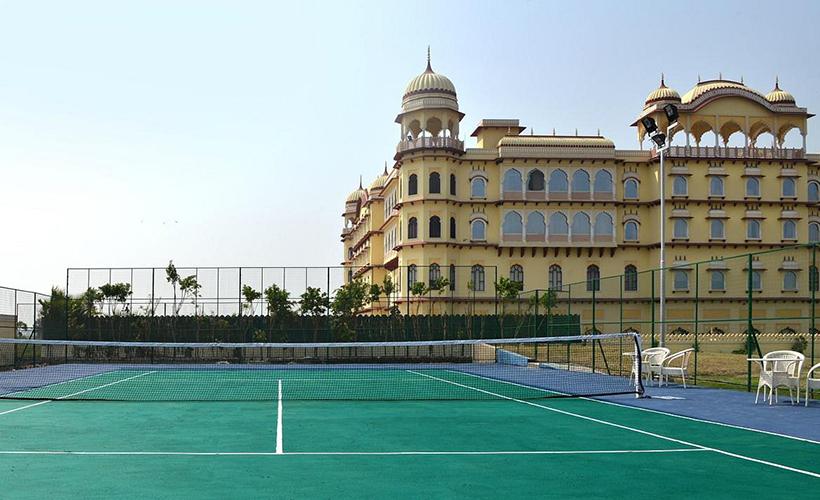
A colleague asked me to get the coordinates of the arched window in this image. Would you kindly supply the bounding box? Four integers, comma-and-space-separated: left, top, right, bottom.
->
449, 173, 457, 196
449, 264, 456, 291
407, 264, 417, 286
549, 212, 569, 235
624, 221, 639, 241
710, 219, 725, 240
594, 213, 613, 237
408, 217, 418, 239
586, 265, 600, 292
471, 219, 486, 241
449, 217, 456, 239
746, 177, 760, 197
347, 247, 353, 260
710, 177, 724, 196
549, 170, 568, 194
749, 271, 762, 291
429, 216, 441, 238
429, 263, 441, 284
810, 222, 820, 243
673, 270, 689, 291
624, 265, 638, 292
572, 212, 591, 236
594, 171, 613, 193
711, 271, 726, 291
572, 170, 590, 192
809, 181, 820, 202
782, 178, 796, 197
510, 264, 524, 285
502, 212, 523, 237
471, 265, 485, 291
549, 265, 562, 291
503, 169, 523, 193
471, 177, 486, 198
624, 178, 639, 199
673, 176, 687, 196
783, 220, 797, 240
429, 172, 441, 194
747, 220, 761, 240
408, 174, 418, 196
526, 212, 546, 237
783, 271, 798, 291
527, 170, 545, 191
810, 265, 819, 292
673, 219, 688, 239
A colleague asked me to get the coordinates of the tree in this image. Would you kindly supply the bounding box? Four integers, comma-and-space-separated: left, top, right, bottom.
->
381, 276, 396, 313
428, 276, 450, 315
165, 260, 180, 316
98, 283, 132, 340
368, 284, 382, 308
264, 284, 292, 341
495, 277, 523, 337
299, 287, 330, 342
410, 281, 428, 315
178, 275, 202, 315
330, 280, 369, 340
242, 285, 263, 315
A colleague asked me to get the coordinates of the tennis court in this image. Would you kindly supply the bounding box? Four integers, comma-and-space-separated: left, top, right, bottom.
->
0, 336, 818, 498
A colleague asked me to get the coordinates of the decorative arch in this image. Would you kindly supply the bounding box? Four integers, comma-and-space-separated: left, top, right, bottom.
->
502, 211, 523, 239
527, 169, 545, 192
689, 120, 714, 145
549, 169, 569, 197
526, 212, 546, 241
593, 170, 613, 195
594, 212, 614, 240
572, 212, 591, 240
502, 169, 523, 195
549, 212, 569, 239
718, 120, 745, 147
571, 170, 591, 193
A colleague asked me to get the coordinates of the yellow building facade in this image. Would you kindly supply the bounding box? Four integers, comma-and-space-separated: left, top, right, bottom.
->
341, 57, 817, 334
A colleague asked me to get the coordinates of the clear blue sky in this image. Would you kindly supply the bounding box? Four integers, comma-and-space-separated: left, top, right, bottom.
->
2, 0, 819, 292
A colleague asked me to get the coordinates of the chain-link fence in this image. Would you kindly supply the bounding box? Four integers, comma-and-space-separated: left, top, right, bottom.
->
541, 244, 818, 390
0, 285, 50, 339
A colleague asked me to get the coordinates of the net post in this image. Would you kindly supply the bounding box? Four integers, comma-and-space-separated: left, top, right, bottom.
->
650, 269, 656, 347
534, 290, 539, 338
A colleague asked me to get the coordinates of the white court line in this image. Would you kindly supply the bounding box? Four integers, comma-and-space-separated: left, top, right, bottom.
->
406, 370, 820, 479
0, 371, 156, 417
446, 369, 820, 446
0, 448, 707, 457
276, 379, 283, 454
2, 370, 114, 398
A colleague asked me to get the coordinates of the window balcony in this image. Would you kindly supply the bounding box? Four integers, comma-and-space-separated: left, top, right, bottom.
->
396, 136, 464, 154
652, 145, 805, 160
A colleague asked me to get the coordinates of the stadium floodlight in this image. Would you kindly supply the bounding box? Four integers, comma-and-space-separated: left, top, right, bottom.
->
663, 103, 679, 124
641, 116, 658, 135
651, 133, 667, 148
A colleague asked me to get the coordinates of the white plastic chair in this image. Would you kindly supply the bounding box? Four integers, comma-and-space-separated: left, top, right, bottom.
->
641, 347, 670, 386
660, 348, 694, 388
806, 363, 820, 407
753, 350, 804, 405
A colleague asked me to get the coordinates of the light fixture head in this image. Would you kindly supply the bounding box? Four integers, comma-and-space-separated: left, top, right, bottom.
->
651, 133, 667, 148
663, 104, 679, 124
641, 116, 658, 134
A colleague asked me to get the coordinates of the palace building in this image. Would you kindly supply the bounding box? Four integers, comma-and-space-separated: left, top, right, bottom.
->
341, 54, 817, 333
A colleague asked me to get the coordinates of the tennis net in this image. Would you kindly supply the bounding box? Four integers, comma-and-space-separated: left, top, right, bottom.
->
0, 333, 643, 401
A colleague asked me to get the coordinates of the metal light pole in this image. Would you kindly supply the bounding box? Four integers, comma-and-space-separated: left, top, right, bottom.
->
643, 104, 678, 348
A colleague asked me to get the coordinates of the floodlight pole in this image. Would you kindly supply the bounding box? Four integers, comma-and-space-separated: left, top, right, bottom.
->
657, 122, 676, 348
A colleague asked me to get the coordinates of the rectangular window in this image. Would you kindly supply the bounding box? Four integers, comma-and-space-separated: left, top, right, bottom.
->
673, 270, 689, 291
710, 271, 725, 291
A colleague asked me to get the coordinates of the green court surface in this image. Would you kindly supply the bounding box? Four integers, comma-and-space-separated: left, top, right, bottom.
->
0, 369, 818, 498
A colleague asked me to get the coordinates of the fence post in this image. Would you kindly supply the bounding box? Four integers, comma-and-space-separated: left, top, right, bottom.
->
65, 269, 69, 340
534, 290, 539, 337
567, 284, 572, 334
812, 244, 816, 370
746, 253, 753, 392
694, 262, 699, 385
619, 275, 623, 334
650, 269, 656, 348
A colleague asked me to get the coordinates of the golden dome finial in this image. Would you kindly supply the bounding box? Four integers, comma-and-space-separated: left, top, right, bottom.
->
719, 71, 722, 80
775, 76, 781, 90
383, 161, 388, 175
359, 175, 363, 190
426, 45, 432, 72
660, 72, 666, 87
